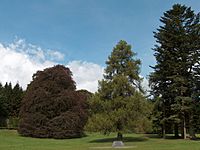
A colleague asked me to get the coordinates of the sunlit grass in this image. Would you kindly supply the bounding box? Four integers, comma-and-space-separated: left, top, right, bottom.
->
0, 130, 200, 150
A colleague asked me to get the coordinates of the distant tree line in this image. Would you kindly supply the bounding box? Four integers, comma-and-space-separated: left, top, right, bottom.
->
0, 82, 24, 128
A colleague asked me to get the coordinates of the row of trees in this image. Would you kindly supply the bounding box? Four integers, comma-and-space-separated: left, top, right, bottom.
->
150, 4, 200, 139
0, 82, 24, 127
16, 40, 152, 139
0, 3, 199, 140
86, 4, 200, 140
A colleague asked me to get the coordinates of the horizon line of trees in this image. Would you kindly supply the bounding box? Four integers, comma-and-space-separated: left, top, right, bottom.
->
0, 82, 24, 128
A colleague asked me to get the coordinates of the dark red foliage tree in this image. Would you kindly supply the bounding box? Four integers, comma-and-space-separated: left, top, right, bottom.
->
18, 65, 88, 139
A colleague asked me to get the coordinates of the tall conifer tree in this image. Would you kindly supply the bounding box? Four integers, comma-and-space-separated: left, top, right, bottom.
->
150, 4, 200, 139
87, 40, 151, 140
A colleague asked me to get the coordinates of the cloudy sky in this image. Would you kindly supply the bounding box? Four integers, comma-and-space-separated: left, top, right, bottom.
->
0, 0, 199, 92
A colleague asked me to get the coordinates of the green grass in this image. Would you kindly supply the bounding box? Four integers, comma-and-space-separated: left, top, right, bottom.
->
1, 130, 200, 150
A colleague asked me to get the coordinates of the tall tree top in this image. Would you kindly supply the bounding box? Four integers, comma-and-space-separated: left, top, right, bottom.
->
155, 4, 199, 47
104, 40, 141, 86
98, 40, 143, 98
151, 3, 199, 81
87, 41, 151, 137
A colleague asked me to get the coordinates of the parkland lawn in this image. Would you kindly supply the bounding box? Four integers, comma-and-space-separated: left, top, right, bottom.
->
1, 130, 200, 150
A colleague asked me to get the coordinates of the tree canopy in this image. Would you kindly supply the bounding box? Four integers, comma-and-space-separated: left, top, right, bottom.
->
18, 65, 88, 139
86, 40, 152, 140
150, 4, 200, 139
0, 82, 23, 127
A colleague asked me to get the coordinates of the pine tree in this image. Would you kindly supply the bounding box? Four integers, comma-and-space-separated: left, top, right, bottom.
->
190, 56, 200, 138
87, 40, 152, 140
0, 83, 8, 126
9, 83, 24, 117
150, 4, 200, 139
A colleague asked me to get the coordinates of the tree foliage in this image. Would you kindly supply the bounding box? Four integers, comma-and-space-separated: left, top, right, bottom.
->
8, 83, 24, 117
150, 4, 200, 139
18, 65, 88, 139
86, 40, 152, 139
0, 83, 8, 120
0, 82, 24, 127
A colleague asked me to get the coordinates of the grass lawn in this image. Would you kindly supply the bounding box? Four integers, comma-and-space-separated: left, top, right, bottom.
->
0, 130, 200, 150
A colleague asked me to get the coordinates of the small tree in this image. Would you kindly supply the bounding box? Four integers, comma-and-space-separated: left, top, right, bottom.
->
86, 40, 152, 140
18, 65, 88, 139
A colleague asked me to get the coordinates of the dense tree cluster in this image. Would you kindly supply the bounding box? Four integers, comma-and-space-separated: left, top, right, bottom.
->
0, 82, 24, 127
18, 65, 88, 139
86, 40, 152, 140
150, 4, 200, 139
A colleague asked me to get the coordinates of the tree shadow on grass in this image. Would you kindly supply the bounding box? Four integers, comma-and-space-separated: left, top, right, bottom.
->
145, 134, 192, 140
144, 134, 162, 139
89, 136, 148, 143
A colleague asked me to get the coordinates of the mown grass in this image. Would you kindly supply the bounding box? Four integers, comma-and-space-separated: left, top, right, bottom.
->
1, 130, 200, 150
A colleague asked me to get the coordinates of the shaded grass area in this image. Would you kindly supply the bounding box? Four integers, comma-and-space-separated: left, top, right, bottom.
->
90, 136, 148, 143
1, 130, 200, 150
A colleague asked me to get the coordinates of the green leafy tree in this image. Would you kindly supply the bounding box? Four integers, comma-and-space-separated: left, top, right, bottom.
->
150, 4, 200, 139
87, 40, 152, 140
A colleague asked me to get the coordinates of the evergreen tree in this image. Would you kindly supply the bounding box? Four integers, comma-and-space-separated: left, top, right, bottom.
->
150, 4, 200, 139
190, 59, 200, 137
0, 82, 24, 127
4, 82, 13, 103
9, 83, 24, 117
0, 83, 8, 126
87, 40, 152, 140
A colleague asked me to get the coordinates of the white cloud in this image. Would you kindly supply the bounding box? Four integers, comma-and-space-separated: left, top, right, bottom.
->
141, 76, 150, 95
47, 50, 65, 61
0, 39, 104, 93
0, 40, 56, 89
67, 61, 104, 93
8, 38, 64, 62
0, 38, 149, 94
67, 61, 150, 93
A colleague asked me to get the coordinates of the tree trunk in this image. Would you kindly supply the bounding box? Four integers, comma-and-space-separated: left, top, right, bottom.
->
162, 102, 166, 139
189, 126, 196, 139
117, 132, 123, 141
189, 116, 196, 139
181, 116, 187, 139
162, 123, 166, 139
174, 123, 179, 138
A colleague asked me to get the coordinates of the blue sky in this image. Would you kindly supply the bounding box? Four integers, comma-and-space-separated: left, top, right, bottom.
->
0, 0, 199, 78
